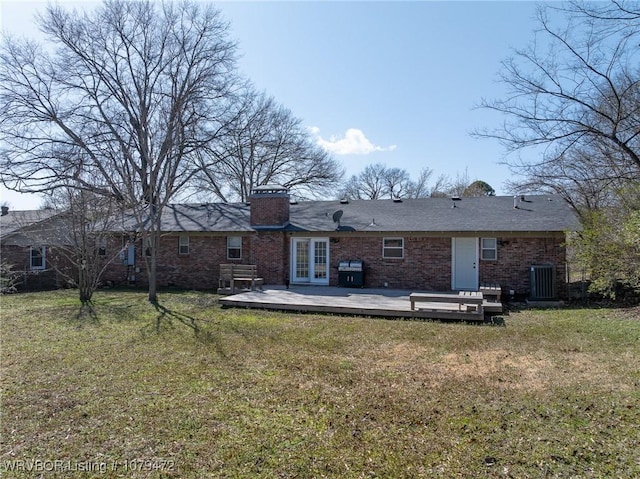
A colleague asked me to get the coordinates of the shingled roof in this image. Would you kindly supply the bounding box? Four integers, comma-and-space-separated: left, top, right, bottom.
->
0, 209, 67, 246
0, 209, 58, 239
152, 195, 580, 233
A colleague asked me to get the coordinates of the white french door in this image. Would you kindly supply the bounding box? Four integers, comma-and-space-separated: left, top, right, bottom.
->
291, 238, 329, 285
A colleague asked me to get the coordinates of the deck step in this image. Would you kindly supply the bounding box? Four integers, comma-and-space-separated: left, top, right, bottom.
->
479, 283, 502, 302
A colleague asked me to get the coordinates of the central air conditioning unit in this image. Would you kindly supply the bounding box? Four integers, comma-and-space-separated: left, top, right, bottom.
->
530, 264, 556, 300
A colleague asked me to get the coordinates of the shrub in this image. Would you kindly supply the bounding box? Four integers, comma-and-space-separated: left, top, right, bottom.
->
572, 207, 640, 303
0, 261, 19, 294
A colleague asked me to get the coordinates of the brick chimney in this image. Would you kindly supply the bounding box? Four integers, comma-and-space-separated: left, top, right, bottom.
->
249, 185, 290, 228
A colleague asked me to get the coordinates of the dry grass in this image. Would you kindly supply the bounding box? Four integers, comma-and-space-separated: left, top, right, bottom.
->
1, 289, 639, 478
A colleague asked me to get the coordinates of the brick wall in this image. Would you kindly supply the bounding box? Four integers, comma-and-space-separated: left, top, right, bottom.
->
98, 232, 568, 297
248, 231, 288, 285
152, 235, 227, 289
327, 234, 566, 296
101, 235, 132, 286
1, 244, 75, 291
478, 236, 567, 298
329, 236, 451, 290
101, 233, 288, 290
2, 244, 31, 271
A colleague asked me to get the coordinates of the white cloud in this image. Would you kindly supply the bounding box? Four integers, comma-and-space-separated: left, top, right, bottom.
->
310, 127, 397, 155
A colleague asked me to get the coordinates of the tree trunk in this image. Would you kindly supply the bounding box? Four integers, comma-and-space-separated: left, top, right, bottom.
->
78, 266, 93, 303
147, 225, 160, 304
148, 251, 158, 303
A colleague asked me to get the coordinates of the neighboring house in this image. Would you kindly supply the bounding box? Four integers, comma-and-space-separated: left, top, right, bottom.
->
102, 186, 581, 300
0, 206, 74, 290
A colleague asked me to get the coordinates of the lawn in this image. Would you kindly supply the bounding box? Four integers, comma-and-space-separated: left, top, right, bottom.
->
1, 290, 639, 478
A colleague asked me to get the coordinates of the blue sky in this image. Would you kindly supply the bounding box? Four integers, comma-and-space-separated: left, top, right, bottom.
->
0, 1, 542, 209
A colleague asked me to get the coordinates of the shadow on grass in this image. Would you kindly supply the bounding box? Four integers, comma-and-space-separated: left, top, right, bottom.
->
148, 300, 226, 354
71, 298, 138, 325
77, 301, 98, 320
151, 300, 200, 333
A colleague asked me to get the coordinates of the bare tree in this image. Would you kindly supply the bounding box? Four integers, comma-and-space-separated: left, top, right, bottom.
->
428, 174, 453, 198
384, 167, 412, 199
340, 163, 388, 200
340, 163, 436, 200
0, 0, 238, 302
406, 167, 436, 198
474, 1, 640, 208
42, 188, 127, 307
196, 86, 343, 202
502, 146, 630, 217
447, 169, 472, 198
475, 1, 640, 299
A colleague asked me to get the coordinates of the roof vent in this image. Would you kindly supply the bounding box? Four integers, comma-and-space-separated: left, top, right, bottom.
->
513, 195, 519, 209
393, 197, 402, 203
339, 198, 349, 204
1, 206, 8, 216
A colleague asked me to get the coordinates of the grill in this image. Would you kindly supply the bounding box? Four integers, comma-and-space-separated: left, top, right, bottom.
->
530, 264, 556, 300
338, 260, 364, 287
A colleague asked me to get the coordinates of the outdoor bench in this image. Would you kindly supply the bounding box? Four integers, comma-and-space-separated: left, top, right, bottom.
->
218, 264, 264, 294
409, 291, 484, 314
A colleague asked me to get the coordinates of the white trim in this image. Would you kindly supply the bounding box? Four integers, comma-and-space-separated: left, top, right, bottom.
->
290, 237, 330, 285
179, 235, 190, 255
30, 246, 46, 270
382, 237, 404, 259
227, 235, 242, 260
481, 237, 497, 261
452, 237, 478, 291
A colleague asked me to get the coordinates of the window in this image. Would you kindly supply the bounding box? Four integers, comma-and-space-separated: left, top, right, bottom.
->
314, 240, 327, 279
179, 235, 189, 255
143, 237, 152, 256
30, 246, 46, 270
481, 238, 497, 260
383, 237, 404, 259
227, 236, 242, 259
97, 237, 107, 256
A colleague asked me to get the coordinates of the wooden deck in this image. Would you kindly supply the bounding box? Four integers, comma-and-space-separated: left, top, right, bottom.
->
218, 286, 503, 321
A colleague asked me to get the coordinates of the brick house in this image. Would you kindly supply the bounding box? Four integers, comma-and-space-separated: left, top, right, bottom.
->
102, 186, 581, 300
0, 206, 76, 290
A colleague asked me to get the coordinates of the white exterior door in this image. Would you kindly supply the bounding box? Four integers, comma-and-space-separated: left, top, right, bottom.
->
452, 237, 478, 291
291, 238, 329, 285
